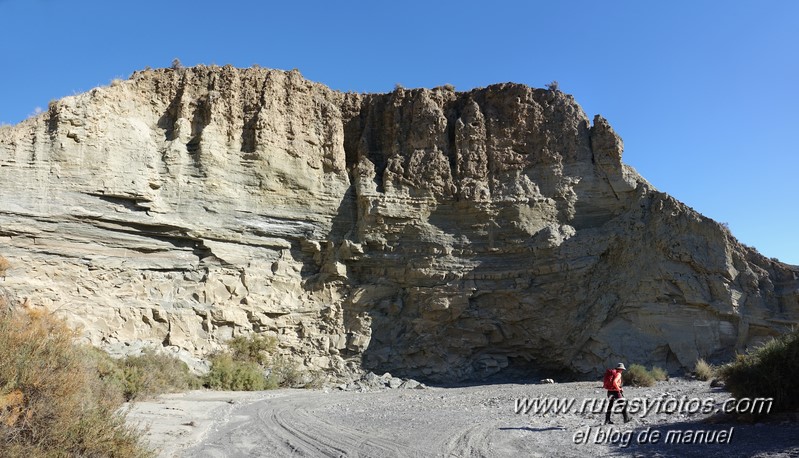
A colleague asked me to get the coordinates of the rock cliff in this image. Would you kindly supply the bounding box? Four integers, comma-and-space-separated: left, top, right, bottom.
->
1, 66, 797, 381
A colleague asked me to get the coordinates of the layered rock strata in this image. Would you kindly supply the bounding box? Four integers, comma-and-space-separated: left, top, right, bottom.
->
1, 66, 797, 381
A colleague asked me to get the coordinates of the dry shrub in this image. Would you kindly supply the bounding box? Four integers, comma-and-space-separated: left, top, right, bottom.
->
0, 307, 152, 457
118, 350, 201, 400
719, 330, 799, 413
203, 334, 276, 390
204, 353, 268, 391
694, 358, 716, 381
650, 366, 669, 382
227, 334, 277, 367
84, 346, 202, 401
204, 334, 318, 390
267, 354, 304, 388
622, 364, 656, 387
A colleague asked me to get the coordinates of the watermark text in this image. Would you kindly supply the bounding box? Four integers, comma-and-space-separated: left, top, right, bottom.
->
514, 396, 772, 417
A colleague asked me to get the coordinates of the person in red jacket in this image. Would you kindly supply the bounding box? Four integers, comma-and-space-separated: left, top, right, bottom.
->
605, 363, 631, 424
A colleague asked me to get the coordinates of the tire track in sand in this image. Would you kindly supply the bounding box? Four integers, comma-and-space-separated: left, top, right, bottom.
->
183, 391, 430, 457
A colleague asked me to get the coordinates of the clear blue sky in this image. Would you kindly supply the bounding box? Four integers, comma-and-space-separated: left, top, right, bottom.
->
1, 1, 797, 264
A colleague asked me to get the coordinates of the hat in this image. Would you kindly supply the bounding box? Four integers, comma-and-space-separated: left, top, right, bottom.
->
616, 363, 626, 371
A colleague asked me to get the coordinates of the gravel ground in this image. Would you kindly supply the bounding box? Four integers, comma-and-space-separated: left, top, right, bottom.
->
126, 378, 799, 457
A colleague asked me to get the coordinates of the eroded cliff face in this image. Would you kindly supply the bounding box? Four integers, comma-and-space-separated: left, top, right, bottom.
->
1, 66, 797, 381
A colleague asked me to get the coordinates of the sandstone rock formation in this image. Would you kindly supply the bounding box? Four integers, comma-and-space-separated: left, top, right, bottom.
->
0, 66, 797, 381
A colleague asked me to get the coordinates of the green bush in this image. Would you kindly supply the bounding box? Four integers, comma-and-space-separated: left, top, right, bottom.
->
203, 334, 321, 390
227, 334, 277, 366
719, 330, 799, 413
82, 345, 127, 395
84, 347, 201, 401
117, 350, 201, 400
622, 364, 656, 387
204, 353, 268, 391
694, 358, 716, 381
0, 307, 152, 457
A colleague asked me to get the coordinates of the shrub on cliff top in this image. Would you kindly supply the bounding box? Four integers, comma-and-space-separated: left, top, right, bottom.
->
0, 307, 152, 457
719, 329, 799, 413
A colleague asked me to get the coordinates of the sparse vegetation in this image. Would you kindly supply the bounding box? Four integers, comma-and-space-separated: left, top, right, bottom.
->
694, 358, 716, 381
203, 334, 318, 391
81, 345, 200, 402
117, 350, 201, 400
546, 80, 560, 92
622, 364, 658, 387
650, 366, 669, 382
267, 354, 305, 388
0, 284, 325, 454
205, 353, 269, 391
227, 334, 277, 366
0, 307, 152, 457
171, 58, 183, 70
719, 329, 799, 413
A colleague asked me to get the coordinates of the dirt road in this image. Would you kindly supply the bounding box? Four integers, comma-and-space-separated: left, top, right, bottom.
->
127, 379, 799, 457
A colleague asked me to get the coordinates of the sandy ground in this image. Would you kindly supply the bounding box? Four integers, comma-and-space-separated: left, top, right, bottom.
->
126, 378, 799, 457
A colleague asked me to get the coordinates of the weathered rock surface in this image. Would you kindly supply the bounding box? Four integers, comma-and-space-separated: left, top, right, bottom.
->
0, 66, 797, 381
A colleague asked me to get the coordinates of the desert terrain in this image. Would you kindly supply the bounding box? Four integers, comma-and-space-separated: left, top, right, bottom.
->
3, 67, 797, 385
2, 65, 797, 457
127, 378, 799, 457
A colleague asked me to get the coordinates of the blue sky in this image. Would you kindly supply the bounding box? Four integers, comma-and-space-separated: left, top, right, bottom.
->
1, 1, 797, 264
